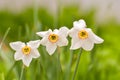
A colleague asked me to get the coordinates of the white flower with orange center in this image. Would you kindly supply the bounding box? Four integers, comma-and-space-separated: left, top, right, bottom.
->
69, 19, 104, 51
36, 27, 69, 55
9, 40, 40, 67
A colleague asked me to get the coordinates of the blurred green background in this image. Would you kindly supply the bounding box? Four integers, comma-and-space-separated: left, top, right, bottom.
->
0, 0, 120, 80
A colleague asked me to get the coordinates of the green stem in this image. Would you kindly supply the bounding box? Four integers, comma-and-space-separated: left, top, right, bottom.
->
33, 0, 38, 27
6, 62, 16, 79
0, 27, 10, 50
66, 50, 73, 80
57, 48, 62, 80
72, 48, 83, 80
54, 0, 61, 29
20, 65, 25, 80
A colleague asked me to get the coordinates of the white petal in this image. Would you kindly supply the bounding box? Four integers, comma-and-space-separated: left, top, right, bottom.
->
68, 28, 74, 37
57, 37, 68, 47
58, 27, 69, 37
36, 31, 46, 37
40, 37, 49, 46
14, 51, 24, 60
69, 28, 79, 38
82, 39, 94, 51
53, 29, 59, 34
27, 40, 41, 49
36, 29, 52, 37
9, 41, 25, 51
46, 42, 57, 55
87, 28, 104, 44
70, 38, 82, 50
30, 49, 40, 58
22, 55, 32, 67
73, 19, 86, 29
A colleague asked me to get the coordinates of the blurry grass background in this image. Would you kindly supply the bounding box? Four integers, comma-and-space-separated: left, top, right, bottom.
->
0, 0, 120, 80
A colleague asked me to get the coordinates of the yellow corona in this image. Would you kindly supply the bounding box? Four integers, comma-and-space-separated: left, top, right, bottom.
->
48, 34, 59, 43
78, 30, 88, 39
22, 46, 31, 55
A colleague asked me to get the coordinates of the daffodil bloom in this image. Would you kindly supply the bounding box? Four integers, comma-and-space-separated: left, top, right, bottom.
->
69, 19, 104, 51
36, 27, 69, 55
10, 40, 40, 67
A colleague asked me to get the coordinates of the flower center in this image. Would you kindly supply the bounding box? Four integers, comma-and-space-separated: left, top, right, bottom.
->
78, 30, 88, 39
22, 46, 31, 55
48, 34, 59, 43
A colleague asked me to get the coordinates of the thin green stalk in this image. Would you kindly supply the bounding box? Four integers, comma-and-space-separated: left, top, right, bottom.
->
54, 0, 61, 29
0, 27, 10, 50
33, 0, 40, 37
57, 53, 60, 80
39, 59, 48, 80
33, 0, 38, 27
20, 65, 25, 80
66, 50, 73, 80
57, 48, 62, 80
72, 48, 83, 80
6, 62, 16, 79
37, 59, 40, 79
18, 26, 22, 40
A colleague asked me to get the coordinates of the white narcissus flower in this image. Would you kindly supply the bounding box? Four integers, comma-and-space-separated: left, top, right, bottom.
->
36, 27, 69, 55
69, 19, 104, 51
9, 40, 40, 67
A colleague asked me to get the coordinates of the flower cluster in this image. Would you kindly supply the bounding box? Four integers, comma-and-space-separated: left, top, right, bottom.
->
9, 19, 104, 67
